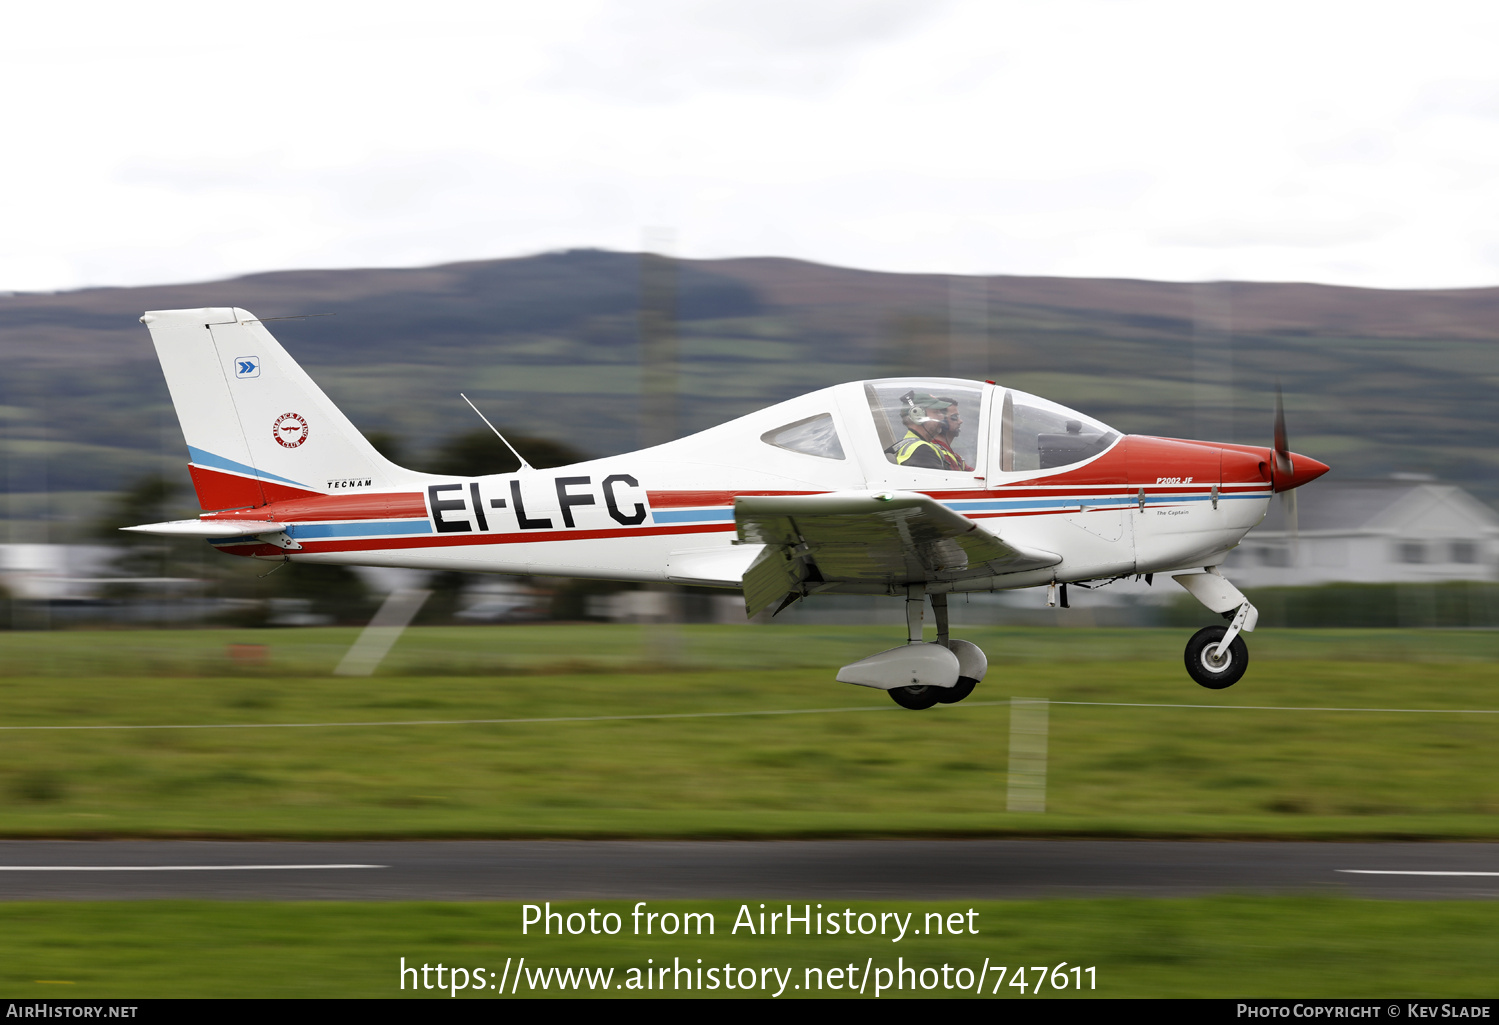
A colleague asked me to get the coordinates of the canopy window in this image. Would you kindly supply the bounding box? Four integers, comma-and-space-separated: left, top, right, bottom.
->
998, 391, 1119, 472
864, 379, 983, 472
760, 413, 846, 460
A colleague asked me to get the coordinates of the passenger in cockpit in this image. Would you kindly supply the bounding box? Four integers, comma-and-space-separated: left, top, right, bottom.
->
891, 391, 973, 471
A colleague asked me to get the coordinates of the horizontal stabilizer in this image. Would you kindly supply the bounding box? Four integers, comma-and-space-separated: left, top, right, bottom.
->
120, 520, 289, 539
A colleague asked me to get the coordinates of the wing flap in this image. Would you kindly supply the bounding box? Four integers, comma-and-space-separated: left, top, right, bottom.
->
742, 544, 808, 617
734, 491, 1059, 615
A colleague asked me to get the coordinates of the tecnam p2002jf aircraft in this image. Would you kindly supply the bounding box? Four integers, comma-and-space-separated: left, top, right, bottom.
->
127, 308, 1328, 709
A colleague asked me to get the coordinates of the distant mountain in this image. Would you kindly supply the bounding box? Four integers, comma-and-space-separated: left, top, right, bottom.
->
2, 250, 1496, 539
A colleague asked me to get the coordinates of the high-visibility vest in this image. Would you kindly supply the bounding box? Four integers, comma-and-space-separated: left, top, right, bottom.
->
892, 431, 967, 471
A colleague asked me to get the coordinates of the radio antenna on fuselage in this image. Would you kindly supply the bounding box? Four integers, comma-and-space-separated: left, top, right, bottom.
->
459, 393, 534, 472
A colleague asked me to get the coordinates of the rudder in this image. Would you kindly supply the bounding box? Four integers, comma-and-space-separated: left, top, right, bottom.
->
141, 307, 417, 511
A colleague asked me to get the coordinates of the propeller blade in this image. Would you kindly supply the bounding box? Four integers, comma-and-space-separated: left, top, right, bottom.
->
1273, 384, 1293, 478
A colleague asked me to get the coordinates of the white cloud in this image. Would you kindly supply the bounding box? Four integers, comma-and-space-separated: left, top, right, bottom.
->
4, 0, 1499, 291
540, 0, 947, 101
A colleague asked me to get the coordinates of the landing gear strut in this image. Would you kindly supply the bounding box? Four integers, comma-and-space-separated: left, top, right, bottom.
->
887, 586, 943, 710
930, 593, 978, 705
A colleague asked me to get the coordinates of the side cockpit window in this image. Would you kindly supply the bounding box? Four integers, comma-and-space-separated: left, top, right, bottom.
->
761, 413, 846, 460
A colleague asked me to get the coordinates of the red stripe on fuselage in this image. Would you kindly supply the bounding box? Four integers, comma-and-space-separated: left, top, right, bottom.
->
204, 491, 428, 524
216, 521, 737, 558
646, 489, 818, 508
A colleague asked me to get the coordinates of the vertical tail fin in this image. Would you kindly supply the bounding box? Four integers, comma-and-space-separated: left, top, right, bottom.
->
141, 307, 418, 511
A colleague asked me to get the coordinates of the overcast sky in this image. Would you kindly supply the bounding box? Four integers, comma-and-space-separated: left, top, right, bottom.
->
6, 0, 1499, 292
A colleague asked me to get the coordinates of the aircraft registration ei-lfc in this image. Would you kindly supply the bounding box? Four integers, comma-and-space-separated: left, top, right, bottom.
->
126, 307, 1328, 709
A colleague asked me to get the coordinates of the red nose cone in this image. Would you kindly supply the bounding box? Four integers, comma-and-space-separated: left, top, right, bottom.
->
1277, 452, 1330, 492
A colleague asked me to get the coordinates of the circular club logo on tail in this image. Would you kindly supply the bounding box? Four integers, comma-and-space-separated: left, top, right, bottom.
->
273, 412, 309, 449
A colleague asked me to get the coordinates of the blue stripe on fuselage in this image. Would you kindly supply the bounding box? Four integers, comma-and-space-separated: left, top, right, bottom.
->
286, 520, 433, 539
651, 508, 737, 523
944, 490, 1268, 514
208, 519, 434, 545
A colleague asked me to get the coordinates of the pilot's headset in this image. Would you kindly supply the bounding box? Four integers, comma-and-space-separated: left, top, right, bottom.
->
901, 390, 934, 424
900, 391, 952, 436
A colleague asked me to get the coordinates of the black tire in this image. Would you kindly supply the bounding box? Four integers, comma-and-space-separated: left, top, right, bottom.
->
935, 676, 978, 704
1184, 626, 1248, 689
889, 685, 940, 710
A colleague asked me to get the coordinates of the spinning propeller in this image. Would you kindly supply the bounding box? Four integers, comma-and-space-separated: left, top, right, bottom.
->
1273, 384, 1298, 554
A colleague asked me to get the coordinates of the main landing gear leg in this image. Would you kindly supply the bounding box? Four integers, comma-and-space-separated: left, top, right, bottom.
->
906, 583, 926, 644
836, 587, 989, 710
888, 585, 940, 710
931, 592, 978, 704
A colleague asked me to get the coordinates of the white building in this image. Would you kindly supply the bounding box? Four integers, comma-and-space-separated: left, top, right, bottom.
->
1220, 478, 1499, 588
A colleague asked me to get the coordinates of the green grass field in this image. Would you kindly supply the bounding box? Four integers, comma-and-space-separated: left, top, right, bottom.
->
0, 625, 1497, 838
1, 898, 1496, 998
3, 622, 1497, 677
3, 626, 1498, 1000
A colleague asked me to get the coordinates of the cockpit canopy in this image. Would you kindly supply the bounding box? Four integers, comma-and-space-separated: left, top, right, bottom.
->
861, 378, 1117, 476
743, 377, 1119, 484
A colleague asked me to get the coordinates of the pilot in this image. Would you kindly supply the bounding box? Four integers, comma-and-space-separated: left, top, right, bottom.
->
891, 391, 972, 471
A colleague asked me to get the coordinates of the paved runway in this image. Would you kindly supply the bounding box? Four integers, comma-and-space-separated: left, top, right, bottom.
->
2, 840, 1499, 900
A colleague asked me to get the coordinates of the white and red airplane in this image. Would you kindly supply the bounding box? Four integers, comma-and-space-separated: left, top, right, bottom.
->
126, 307, 1328, 708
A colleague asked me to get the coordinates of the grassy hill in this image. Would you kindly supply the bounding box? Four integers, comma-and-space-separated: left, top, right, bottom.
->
2, 250, 1497, 537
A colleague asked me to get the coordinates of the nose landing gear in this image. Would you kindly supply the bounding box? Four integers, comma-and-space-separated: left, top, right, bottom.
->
1174, 570, 1257, 689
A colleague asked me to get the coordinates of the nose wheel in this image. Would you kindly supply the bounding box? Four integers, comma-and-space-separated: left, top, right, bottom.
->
1184, 625, 1248, 689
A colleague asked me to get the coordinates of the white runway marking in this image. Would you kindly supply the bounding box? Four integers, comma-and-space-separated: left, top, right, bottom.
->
0, 864, 385, 872
1337, 870, 1499, 877
0, 699, 1495, 733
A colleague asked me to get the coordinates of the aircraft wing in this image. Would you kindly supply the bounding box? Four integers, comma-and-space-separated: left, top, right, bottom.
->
735, 490, 1060, 617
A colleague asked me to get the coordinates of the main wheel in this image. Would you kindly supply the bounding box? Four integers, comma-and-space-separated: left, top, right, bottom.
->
1184, 626, 1248, 689
935, 676, 978, 704
889, 685, 940, 710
